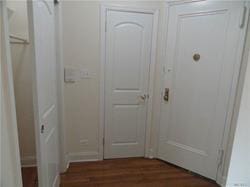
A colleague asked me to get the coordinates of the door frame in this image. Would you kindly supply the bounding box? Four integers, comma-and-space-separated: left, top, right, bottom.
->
54, 1, 68, 173
157, 0, 249, 185
99, 4, 159, 160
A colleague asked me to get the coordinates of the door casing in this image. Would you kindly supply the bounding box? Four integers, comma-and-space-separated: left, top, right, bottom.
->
100, 4, 159, 160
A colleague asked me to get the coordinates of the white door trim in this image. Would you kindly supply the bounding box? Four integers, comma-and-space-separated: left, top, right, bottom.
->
99, 4, 159, 160
157, 1, 249, 185
218, 2, 250, 186
54, 2, 68, 173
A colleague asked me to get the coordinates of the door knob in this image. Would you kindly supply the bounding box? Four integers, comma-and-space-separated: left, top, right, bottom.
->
140, 94, 146, 101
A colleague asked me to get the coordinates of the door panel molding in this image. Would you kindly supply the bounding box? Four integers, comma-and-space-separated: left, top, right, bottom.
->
100, 4, 159, 160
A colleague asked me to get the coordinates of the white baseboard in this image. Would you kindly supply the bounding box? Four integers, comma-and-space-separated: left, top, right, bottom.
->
21, 156, 36, 167
68, 151, 99, 163
65, 153, 70, 170
60, 153, 70, 173
217, 173, 227, 187
53, 174, 60, 187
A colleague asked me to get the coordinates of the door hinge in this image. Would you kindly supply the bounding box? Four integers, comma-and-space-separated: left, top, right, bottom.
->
217, 149, 224, 167
239, 5, 247, 28
41, 124, 45, 134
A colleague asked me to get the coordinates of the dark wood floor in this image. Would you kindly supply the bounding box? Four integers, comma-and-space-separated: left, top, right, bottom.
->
21, 158, 219, 187
60, 158, 219, 187
21, 167, 38, 187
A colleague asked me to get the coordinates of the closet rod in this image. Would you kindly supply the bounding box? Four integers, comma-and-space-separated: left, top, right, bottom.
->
9, 34, 29, 44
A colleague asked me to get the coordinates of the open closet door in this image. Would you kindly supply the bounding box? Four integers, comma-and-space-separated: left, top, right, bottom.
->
28, 1, 60, 186
158, 1, 247, 180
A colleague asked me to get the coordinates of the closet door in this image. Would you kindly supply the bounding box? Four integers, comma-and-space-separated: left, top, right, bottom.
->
104, 10, 153, 158
158, 1, 247, 180
28, 1, 59, 186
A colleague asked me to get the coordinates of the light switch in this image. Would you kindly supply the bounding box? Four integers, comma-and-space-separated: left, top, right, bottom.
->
64, 67, 80, 83
80, 69, 91, 79
65, 67, 94, 83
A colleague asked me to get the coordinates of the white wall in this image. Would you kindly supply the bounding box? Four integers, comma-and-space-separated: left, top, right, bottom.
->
226, 27, 250, 187
7, 1, 36, 166
61, 1, 165, 161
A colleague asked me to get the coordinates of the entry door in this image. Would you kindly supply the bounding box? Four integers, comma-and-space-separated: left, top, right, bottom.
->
29, 1, 59, 186
104, 10, 153, 158
158, 1, 246, 180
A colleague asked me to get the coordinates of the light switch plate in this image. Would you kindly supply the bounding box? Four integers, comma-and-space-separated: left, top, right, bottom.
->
65, 67, 95, 82
64, 67, 80, 83
80, 69, 91, 79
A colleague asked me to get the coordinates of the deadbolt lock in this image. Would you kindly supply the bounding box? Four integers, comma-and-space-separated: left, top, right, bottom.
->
41, 124, 45, 134
164, 88, 169, 102
193, 53, 200, 61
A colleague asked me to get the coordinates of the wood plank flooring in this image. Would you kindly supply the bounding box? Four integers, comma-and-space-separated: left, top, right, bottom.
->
60, 158, 219, 187
21, 167, 38, 187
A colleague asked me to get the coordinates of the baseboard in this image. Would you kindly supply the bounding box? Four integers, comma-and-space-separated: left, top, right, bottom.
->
60, 153, 70, 173
53, 174, 60, 187
68, 151, 99, 163
21, 156, 36, 167
65, 153, 70, 170
145, 148, 155, 159
216, 172, 227, 187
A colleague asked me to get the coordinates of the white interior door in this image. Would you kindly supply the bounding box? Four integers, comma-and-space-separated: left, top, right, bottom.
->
104, 10, 153, 159
158, 1, 246, 180
28, 1, 59, 186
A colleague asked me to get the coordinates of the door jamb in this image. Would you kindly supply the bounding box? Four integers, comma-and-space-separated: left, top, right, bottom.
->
54, 1, 68, 173
217, 2, 250, 186
158, 1, 250, 186
99, 4, 159, 160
